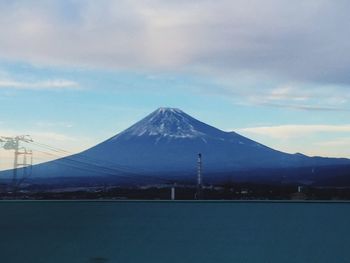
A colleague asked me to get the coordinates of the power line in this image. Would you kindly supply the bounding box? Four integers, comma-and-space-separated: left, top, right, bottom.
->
31, 147, 174, 184
2, 136, 182, 189
28, 141, 157, 175
35, 150, 140, 181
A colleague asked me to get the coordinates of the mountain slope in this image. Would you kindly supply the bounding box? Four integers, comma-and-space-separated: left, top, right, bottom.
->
2, 107, 350, 182
81, 107, 349, 173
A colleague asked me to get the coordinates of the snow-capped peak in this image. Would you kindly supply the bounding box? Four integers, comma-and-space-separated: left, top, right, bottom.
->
117, 107, 206, 139
155, 107, 182, 114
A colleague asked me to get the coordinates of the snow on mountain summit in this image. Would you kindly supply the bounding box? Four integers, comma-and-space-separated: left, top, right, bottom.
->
116, 107, 208, 139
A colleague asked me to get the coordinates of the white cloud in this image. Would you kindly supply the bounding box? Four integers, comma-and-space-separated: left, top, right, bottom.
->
0, 128, 95, 170
34, 121, 73, 128
235, 124, 350, 158
0, 78, 79, 90
214, 78, 350, 111
0, 129, 75, 143
238, 124, 350, 139
317, 137, 350, 148
266, 86, 308, 101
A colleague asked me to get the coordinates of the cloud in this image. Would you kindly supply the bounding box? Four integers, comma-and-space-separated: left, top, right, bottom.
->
256, 102, 350, 112
0, 130, 74, 143
34, 121, 74, 128
0, 78, 79, 90
238, 124, 350, 139
317, 137, 350, 148
0, 128, 95, 170
0, 0, 349, 87
236, 124, 350, 158
0, 1, 350, 113
212, 78, 350, 111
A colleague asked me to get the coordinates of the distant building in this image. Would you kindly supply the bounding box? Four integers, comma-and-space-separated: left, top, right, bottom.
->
290, 185, 307, 200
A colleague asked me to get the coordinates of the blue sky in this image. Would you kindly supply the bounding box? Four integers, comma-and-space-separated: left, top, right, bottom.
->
0, 0, 350, 169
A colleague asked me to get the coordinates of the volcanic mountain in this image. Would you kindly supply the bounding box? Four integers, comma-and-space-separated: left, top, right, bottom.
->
80, 107, 350, 171
2, 107, 350, 184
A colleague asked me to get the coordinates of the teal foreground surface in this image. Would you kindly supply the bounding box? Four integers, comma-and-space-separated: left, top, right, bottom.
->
1, 201, 350, 263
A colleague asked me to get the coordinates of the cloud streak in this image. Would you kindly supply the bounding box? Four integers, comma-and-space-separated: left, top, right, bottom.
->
238, 124, 350, 139
236, 124, 350, 158
256, 102, 350, 112
0, 128, 94, 170
211, 78, 350, 111
0, 79, 79, 90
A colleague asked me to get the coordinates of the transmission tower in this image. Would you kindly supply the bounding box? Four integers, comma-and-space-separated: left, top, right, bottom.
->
0, 135, 33, 189
195, 153, 202, 200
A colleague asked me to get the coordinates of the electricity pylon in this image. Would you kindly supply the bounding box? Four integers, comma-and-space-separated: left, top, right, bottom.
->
0, 135, 33, 190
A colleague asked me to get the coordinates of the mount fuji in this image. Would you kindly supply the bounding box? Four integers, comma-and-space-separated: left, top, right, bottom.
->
2, 107, 350, 185
80, 107, 350, 171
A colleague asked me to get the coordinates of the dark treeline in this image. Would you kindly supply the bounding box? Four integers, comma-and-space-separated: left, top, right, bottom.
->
0, 164, 349, 200
2, 183, 350, 200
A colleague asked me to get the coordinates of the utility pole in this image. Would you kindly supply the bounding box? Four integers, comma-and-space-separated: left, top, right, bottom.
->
171, 185, 176, 200
195, 153, 202, 200
12, 137, 19, 186
1, 135, 33, 190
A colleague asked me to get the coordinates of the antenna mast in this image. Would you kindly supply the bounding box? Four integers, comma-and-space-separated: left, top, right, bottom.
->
196, 153, 202, 200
